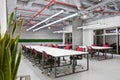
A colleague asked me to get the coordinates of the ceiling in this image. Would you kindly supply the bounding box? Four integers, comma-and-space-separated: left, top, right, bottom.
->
7, 0, 120, 30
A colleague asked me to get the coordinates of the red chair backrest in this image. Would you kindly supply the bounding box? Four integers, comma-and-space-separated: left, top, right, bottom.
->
103, 44, 109, 47
92, 44, 96, 46
75, 45, 79, 50
40, 44, 43, 46
43, 51, 49, 59
103, 43, 109, 47
21, 44, 25, 50
48, 44, 53, 47
87, 46, 92, 52
64, 46, 71, 50
33, 49, 37, 54
76, 48, 84, 52
45, 44, 48, 46
54, 44, 59, 48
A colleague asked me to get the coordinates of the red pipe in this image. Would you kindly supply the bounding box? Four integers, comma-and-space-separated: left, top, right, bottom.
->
15, 8, 63, 18
15, 7, 37, 12
25, 0, 55, 25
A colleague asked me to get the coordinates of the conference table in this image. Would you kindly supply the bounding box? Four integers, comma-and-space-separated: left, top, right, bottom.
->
92, 46, 113, 60
26, 45, 89, 77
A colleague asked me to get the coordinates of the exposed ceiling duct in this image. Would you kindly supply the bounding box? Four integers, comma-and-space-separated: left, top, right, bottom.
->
32, 0, 117, 32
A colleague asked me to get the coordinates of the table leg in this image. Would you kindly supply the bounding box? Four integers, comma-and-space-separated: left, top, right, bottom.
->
87, 54, 89, 70
105, 50, 107, 59
72, 56, 75, 73
54, 57, 57, 78
111, 48, 113, 58
98, 50, 100, 60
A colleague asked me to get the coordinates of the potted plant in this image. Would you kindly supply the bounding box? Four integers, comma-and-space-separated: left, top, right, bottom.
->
0, 12, 23, 80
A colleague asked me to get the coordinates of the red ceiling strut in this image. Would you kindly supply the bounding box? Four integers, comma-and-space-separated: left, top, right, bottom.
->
24, 0, 55, 25
15, 7, 37, 12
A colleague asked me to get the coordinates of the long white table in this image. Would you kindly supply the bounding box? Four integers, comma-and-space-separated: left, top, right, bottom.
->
92, 46, 113, 60
26, 45, 89, 77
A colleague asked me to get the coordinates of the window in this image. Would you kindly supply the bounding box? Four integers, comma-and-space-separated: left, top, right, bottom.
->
106, 29, 116, 33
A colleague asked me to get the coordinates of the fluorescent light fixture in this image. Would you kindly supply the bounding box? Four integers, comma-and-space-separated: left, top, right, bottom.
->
77, 26, 84, 29
78, 24, 107, 30
26, 10, 64, 31
33, 13, 78, 32
77, 24, 102, 29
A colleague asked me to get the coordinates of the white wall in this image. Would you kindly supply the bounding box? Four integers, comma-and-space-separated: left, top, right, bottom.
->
64, 25, 72, 32
20, 27, 62, 39
84, 16, 120, 29
0, 0, 7, 36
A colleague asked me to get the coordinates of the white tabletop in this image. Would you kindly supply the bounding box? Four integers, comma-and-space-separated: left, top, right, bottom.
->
92, 46, 113, 50
26, 45, 88, 57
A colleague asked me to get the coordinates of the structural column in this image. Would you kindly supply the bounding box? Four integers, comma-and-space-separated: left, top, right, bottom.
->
72, 18, 83, 49
0, 0, 7, 37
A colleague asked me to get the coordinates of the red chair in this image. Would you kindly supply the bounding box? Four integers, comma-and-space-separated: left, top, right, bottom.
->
42, 51, 55, 76
87, 46, 96, 58
103, 45, 109, 47
31, 49, 42, 65
75, 45, 79, 50
40, 44, 43, 46
64, 45, 71, 50
48, 44, 53, 47
54, 44, 59, 48
44, 44, 48, 46
103, 43, 109, 47
76, 47, 84, 52
92, 44, 96, 46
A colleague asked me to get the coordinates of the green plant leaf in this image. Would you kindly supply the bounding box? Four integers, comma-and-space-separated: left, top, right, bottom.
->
0, 11, 23, 80
7, 12, 14, 27
19, 19, 23, 31
12, 49, 22, 80
0, 32, 7, 69
11, 37, 19, 74
0, 69, 4, 80
2, 47, 11, 80
12, 21, 17, 36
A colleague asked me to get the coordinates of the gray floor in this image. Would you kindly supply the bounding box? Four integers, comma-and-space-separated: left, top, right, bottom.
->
18, 54, 120, 80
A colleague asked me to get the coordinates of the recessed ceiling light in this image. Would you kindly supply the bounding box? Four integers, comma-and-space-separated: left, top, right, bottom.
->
98, 0, 102, 2
81, 15, 87, 19
48, 27, 51, 29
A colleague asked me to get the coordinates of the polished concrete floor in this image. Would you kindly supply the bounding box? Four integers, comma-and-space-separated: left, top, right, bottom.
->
18, 54, 120, 80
